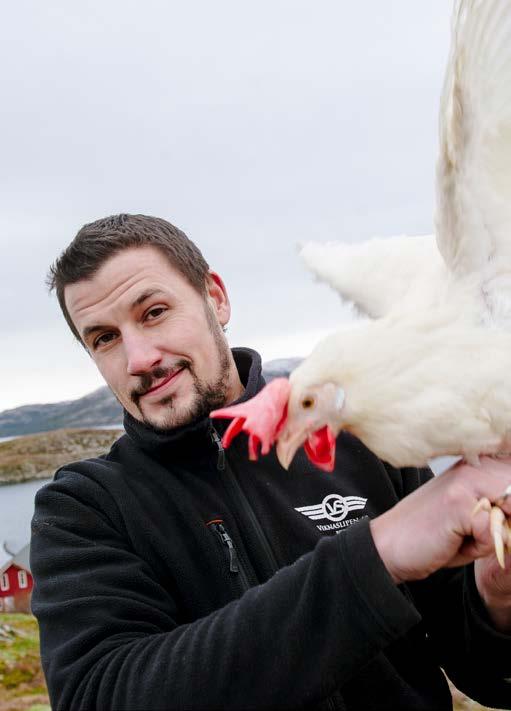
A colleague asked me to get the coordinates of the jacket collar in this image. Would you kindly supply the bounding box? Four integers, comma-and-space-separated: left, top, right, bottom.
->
122, 347, 265, 456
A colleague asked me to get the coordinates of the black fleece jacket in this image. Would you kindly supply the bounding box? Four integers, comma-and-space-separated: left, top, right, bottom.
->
31, 348, 511, 710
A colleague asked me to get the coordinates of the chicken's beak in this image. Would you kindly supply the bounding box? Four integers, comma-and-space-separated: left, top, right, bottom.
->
276, 384, 345, 471
276, 423, 310, 470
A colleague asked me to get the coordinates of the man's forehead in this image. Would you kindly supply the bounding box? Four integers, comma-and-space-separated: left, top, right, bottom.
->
64, 246, 185, 321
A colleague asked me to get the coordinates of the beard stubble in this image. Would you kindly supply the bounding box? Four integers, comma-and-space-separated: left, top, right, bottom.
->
130, 304, 233, 432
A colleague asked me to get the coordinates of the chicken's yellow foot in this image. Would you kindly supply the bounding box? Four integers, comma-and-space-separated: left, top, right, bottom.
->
495, 484, 511, 507
472, 494, 510, 570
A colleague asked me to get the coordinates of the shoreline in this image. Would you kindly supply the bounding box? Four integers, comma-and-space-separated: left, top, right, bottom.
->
0, 472, 53, 487
0, 427, 123, 489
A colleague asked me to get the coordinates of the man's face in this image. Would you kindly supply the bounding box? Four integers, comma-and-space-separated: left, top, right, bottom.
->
65, 246, 241, 430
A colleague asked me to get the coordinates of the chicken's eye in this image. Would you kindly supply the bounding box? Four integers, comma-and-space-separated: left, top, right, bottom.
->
301, 396, 315, 410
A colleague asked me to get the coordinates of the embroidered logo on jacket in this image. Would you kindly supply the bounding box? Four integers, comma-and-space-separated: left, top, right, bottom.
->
295, 494, 367, 532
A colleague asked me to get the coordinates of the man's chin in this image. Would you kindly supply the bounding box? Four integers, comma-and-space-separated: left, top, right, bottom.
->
137, 392, 212, 432
125, 363, 231, 432
138, 403, 192, 432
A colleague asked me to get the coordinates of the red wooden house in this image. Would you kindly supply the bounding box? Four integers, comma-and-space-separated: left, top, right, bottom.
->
0, 543, 33, 613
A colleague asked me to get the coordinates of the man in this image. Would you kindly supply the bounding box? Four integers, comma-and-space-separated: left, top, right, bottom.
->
31, 213, 511, 710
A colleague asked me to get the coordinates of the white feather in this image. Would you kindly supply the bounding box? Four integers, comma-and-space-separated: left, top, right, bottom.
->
301, 0, 511, 328
299, 235, 446, 318
436, 0, 511, 325
286, 0, 511, 469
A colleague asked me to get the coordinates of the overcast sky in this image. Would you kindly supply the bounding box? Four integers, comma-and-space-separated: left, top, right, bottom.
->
0, 1, 452, 412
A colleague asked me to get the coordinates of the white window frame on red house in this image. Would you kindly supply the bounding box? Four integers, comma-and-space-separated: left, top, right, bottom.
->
0, 572, 9, 591
17, 570, 28, 589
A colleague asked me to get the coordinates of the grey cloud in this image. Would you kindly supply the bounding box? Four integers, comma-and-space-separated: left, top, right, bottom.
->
1, 0, 452, 408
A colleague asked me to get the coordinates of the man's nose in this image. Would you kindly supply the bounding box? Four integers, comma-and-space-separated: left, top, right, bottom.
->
124, 333, 162, 375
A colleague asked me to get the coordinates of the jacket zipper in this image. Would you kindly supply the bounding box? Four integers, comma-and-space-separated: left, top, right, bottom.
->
210, 428, 225, 470
210, 425, 279, 582
207, 520, 251, 590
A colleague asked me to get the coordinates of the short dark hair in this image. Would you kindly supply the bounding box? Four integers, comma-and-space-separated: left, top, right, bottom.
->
47, 214, 210, 342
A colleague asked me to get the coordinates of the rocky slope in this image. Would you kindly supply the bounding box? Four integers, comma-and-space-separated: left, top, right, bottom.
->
0, 429, 123, 485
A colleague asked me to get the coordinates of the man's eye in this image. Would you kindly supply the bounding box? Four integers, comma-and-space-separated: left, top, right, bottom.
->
94, 332, 117, 348
145, 307, 166, 321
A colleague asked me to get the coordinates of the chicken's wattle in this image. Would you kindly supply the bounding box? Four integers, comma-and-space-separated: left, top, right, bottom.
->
304, 426, 336, 472
211, 378, 337, 472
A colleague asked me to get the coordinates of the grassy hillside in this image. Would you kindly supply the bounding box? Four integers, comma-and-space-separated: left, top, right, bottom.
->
0, 615, 49, 711
0, 429, 123, 484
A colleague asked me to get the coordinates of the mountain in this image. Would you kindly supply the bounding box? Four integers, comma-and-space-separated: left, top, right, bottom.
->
0, 387, 123, 437
0, 358, 302, 437
262, 357, 302, 382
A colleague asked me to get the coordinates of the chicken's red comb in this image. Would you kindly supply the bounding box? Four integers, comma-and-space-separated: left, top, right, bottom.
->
210, 377, 291, 460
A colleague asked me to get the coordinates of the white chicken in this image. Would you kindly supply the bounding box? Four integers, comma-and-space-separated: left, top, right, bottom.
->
212, 0, 511, 566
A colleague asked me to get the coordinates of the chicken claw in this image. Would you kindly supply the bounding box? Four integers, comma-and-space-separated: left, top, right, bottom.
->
472, 494, 510, 569
471, 497, 491, 517
495, 484, 511, 508
490, 507, 508, 569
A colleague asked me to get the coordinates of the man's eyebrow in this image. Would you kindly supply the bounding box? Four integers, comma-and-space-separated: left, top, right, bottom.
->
82, 323, 109, 342
131, 289, 166, 309
82, 291, 167, 342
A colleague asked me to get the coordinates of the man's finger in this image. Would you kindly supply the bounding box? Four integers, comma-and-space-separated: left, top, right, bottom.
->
470, 504, 493, 550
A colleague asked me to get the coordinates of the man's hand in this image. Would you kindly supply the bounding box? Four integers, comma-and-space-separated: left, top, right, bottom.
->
370, 457, 511, 586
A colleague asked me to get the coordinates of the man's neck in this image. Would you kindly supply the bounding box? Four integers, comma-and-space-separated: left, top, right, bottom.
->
226, 360, 245, 404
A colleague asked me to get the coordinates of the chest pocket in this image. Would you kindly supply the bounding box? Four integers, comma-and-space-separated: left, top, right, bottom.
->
315, 689, 346, 711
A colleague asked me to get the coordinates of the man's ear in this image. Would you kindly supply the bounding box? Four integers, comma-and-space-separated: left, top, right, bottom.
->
206, 271, 231, 327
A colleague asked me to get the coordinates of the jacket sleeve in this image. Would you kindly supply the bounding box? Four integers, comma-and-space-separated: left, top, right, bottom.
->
30, 470, 420, 711
406, 469, 511, 710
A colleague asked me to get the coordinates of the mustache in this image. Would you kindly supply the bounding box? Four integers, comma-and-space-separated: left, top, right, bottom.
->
130, 360, 190, 404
